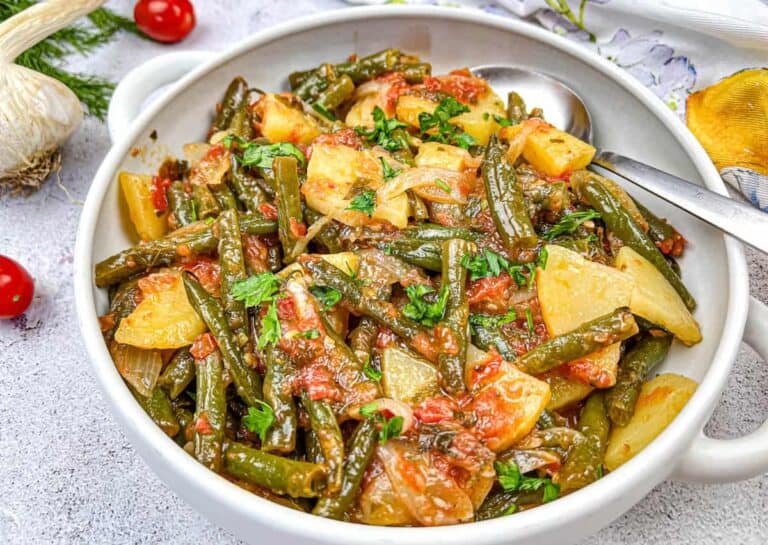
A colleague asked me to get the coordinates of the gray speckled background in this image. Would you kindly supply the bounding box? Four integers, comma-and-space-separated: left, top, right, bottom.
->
1, 1, 766, 543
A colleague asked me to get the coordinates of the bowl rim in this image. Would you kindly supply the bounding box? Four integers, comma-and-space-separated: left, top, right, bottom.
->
74, 5, 749, 543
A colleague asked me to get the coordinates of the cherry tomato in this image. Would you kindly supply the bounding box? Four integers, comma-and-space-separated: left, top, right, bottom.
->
0, 256, 34, 319
134, 0, 196, 43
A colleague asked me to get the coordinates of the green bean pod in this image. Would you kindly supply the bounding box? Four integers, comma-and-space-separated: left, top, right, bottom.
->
605, 333, 672, 426
182, 272, 263, 406
224, 442, 326, 498
438, 239, 473, 395
634, 200, 685, 254
482, 135, 537, 250
263, 346, 298, 453
210, 182, 239, 211
130, 385, 180, 437
304, 207, 343, 253
314, 74, 355, 111
217, 210, 249, 345
192, 184, 221, 219
573, 174, 695, 310
559, 391, 610, 493
381, 240, 442, 272
158, 347, 196, 399
348, 317, 379, 366
506, 91, 528, 125
475, 488, 548, 521
312, 418, 378, 519
394, 62, 431, 83
194, 349, 227, 471
408, 191, 429, 220
334, 48, 400, 84
103, 279, 140, 341
295, 63, 335, 101
302, 392, 345, 495
274, 156, 304, 263
166, 181, 197, 227
212, 76, 250, 134
173, 407, 195, 447
470, 321, 515, 361
230, 156, 267, 212
304, 430, 325, 465
515, 307, 639, 375
228, 96, 254, 140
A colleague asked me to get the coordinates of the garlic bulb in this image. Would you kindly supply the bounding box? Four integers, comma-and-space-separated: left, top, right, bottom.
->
0, 0, 104, 194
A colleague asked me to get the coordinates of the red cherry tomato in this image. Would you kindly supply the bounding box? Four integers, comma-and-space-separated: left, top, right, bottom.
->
134, 0, 196, 43
0, 256, 34, 319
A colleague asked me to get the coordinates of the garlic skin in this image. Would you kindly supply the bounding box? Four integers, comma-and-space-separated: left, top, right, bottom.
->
0, 0, 104, 193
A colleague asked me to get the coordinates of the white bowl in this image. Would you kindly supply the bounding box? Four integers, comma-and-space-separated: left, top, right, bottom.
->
74, 7, 768, 545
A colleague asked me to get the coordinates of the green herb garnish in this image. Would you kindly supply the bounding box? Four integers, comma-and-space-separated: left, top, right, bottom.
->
363, 360, 382, 382
243, 400, 275, 442
434, 178, 451, 193
309, 285, 342, 310
380, 157, 400, 181
258, 301, 281, 349
296, 328, 320, 339
543, 210, 601, 241
239, 142, 306, 169
402, 284, 449, 327
525, 308, 535, 332
231, 273, 281, 308
346, 190, 377, 217
418, 97, 477, 150
493, 114, 513, 127
359, 402, 404, 443
469, 308, 517, 330
312, 102, 336, 121
355, 106, 409, 151
494, 460, 560, 502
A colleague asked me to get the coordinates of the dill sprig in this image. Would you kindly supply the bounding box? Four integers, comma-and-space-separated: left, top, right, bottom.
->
0, 1, 144, 120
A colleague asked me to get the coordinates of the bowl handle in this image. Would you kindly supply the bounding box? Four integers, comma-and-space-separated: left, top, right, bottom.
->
673, 296, 768, 483
107, 50, 213, 142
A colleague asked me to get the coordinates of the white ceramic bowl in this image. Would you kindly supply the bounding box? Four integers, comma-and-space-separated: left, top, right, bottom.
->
74, 7, 768, 545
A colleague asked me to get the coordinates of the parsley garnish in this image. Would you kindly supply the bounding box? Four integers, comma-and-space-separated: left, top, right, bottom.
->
380, 157, 400, 181
402, 284, 449, 327
525, 308, 535, 332
494, 460, 560, 503
418, 97, 477, 150
363, 358, 382, 382
346, 190, 377, 217
461, 248, 548, 288
360, 402, 379, 418
502, 505, 518, 515
309, 285, 342, 311
543, 210, 601, 241
258, 301, 281, 349
231, 273, 281, 308
359, 402, 404, 443
469, 308, 517, 330
225, 136, 305, 169
355, 107, 409, 151
434, 178, 451, 193
493, 114, 513, 127
243, 400, 275, 442
312, 102, 336, 121
297, 328, 320, 339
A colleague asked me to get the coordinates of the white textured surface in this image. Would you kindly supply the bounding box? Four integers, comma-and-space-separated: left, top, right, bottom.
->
0, 1, 766, 543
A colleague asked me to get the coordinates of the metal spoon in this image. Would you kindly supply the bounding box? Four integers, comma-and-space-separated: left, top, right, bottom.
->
471, 65, 768, 254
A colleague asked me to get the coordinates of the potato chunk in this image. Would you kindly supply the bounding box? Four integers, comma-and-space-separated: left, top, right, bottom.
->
503, 121, 596, 177
119, 171, 167, 241
381, 346, 439, 406
414, 142, 474, 172
255, 94, 320, 145
604, 373, 697, 470
615, 247, 701, 345
115, 271, 206, 349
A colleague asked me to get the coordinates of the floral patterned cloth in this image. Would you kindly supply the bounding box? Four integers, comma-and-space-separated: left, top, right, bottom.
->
347, 0, 768, 210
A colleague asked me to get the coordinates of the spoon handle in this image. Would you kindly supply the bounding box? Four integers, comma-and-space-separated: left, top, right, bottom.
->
592, 151, 768, 255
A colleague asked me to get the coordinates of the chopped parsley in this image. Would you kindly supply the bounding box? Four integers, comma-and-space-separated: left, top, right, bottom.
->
418, 97, 477, 150
380, 157, 400, 181
494, 460, 560, 503
355, 106, 409, 151
258, 301, 281, 349
461, 248, 548, 288
312, 102, 336, 121
359, 402, 379, 418
363, 360, 382, 382
309, 285, 342, 310
231, 273, 281, 308
346, 190, 376, 217
469, 308, 517, 330
402, 284, 449, 327
360, 402, 404, 443
543, 209, 601, 241
243, 400, 275, 442
434, 178, 451, 193
493, 113, 513, 127
297, 328, 320, 339
525, 308, 535, 332
224, 136, 306, 169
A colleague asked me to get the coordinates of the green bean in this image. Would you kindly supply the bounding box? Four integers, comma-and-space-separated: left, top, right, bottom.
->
158, 347, 196, 399
391, 128, 415, 165
348, 317, 379, 366
192, 184, 220, 219
224, 442, 326, 498
470, 321, 515, 361
230, 156, 267, 212
304, 207, 343, 253
94, 215, 277, 287
314, 74, 355, 111
605, 333, 672, 426
228, 94, 254, 140
103, 279, 140, 341
394, 62, 431, 83
476, 488, 548, 521
483, 135, 537, 250
217, 210, 249, 345
634, 200, 685, 253
262, 346, 298, 453
266, 245, 282, 273
559, 391, 610, 493
506, 91, 528, 124
574, 174, 695, 310
211, 182, 239, 211
274, 156, 304, 263
515, 307, 639, 375
313, 418, 377, 519
182, 272, 262, 406
408, 191, 429, 220
334, 48, 400, 84
295, 63, 335, 101
524, 181, 569, 214
304, 430, 325, 465
381, 240, 442, 272
405, 223, 481, 242
166, 181, 196, 227
302, 392, 344, 495
438, 239, 473, 395
173, 407, 194, 447
194, 349, 226, 471
212, 77, 250, 134
130, 385, 180, 437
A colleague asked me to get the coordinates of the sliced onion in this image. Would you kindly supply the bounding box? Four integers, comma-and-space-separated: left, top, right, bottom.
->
377, 167, 469, 205
502, 118, 545, 163
111, 343, 163, 397
499, 449, 562, 474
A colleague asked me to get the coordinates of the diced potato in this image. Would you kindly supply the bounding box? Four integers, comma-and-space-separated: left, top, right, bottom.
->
115, 271, 206, 349
395, 94, 437, 128
381, 347, 439, 406
541, 372, 594, 410
504, 121, 596, 177
255, 94, 320, 145
466, 345, 550, 452
414, 142, 473, 172
615, 247, 702, 345
604, 373, 697, 470
303, 143, 410, 228
345, 93, 384, 128
537, 244, 634, 387
119, 171, 167, 241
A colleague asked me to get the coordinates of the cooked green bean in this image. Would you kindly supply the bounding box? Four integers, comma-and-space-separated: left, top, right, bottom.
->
408, 191, 429, 219
274, 156, 304, 263
333, 48, 400, 84
302, 392, 344, 495
182, 272, 263, 406
438, 239, 473, 395
173, 407, 195, 447
217, 210, 249, 345
506, 91, 528, 124
228, 92, 254, 140
192, 183, 221, 219
573, 173, 695, 310
130, 385, 179, 437
476, 488, 549, 521
212, 76, 250, 134
559, 391, 610, 493
95, 215, 277, 287
314, 74, 355, 111
634, 200, 685, 254
313, 418, 377, 519
395, 61, 431, 83
211, 182, 239, 211
158, 347, 196, 400
224, 442, 326, 498
304, 207, 343, 253
166, 181, 196, 227
194, 349, 227, 471
104, 279, 140, 341
524, 181, 569, 214
381, 240, 442, 272
295, 63, 335, 101
516, 307, 639, 375
471, 320, 515, 361
606, 333, 672, 426
230, 156, 267, 212
349, 317, 379, 366
262, 346, 298, 453
483, 135, 537, 250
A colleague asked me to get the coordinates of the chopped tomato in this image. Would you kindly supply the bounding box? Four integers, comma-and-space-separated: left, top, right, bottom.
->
421, 72, 487, 104
375, 327, 399, 349
467, 274, 511, 305
194, 412, 213, 434
151, 176, 171, 212
190, 332, 218, 359
242, 235, 269, 273
414, 396, 458, 424
138, 271, 177, 294
296, 364, 342, 402
289, 217, 307, 238
181, 257, 221, 296
276, 296, 297, 321
466, 347, 504, 389
312, 128, 363, 149
98, 313, 116, 333
259, 202, 278, 220
383, 72, 410, 112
